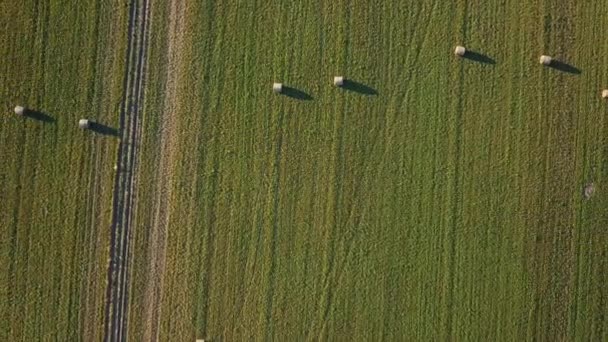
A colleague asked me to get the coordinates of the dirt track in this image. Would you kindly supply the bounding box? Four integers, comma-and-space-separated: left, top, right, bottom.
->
102, 0, 150, 340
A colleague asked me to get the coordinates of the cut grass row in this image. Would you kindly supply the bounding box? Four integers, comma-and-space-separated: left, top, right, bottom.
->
1, 1, 127, 340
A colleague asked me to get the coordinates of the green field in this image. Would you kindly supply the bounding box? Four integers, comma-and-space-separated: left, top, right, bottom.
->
1, 1, 126, 340
3, 0, 608, 341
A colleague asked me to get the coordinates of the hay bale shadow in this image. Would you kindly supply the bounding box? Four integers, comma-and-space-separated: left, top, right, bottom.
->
548, 60, 581, 74
90, 122, 120, 136
282, 86, 313, 100
23, 109, 56, 123
342, 80, 378, 95
463, 50, 496, 64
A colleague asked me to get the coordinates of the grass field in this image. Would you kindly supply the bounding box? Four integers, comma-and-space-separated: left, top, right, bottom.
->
3, 0, 608, 341
126, 0, 608, 340
1, 1, 127, 340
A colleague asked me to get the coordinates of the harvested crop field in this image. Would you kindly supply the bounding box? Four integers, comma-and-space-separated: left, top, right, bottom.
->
1, 1, 127, 340
2, 0, 608, 341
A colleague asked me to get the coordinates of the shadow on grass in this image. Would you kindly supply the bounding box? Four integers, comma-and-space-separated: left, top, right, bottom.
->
342, 79, 378, 95
90, 122, 120, 136
548, 60, 581, 75
463, 50, 496, 65
282, 86, 313, 100
23, 109, 56, 123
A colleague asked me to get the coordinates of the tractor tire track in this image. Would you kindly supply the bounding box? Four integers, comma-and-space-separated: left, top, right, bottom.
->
103, 0, 150, 341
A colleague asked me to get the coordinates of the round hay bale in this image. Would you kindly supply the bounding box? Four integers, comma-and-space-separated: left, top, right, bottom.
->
583, 183, 595, 200
273, 83, 282, 93
454, 46, 466, 57
79, 119, 90, 129
14, 106, 25, 115
539, 55, 552, 65
602, 89, 608, 99
334, 76, 344, 86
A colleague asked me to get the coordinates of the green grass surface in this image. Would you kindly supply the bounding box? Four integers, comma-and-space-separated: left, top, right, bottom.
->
127, 0, 607, 340
2, 0, 607, 340
1, 1, 126, 340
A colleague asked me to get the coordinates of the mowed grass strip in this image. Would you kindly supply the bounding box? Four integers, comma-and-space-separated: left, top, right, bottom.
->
125, 0, 608, 340
1, 1, 127, 340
